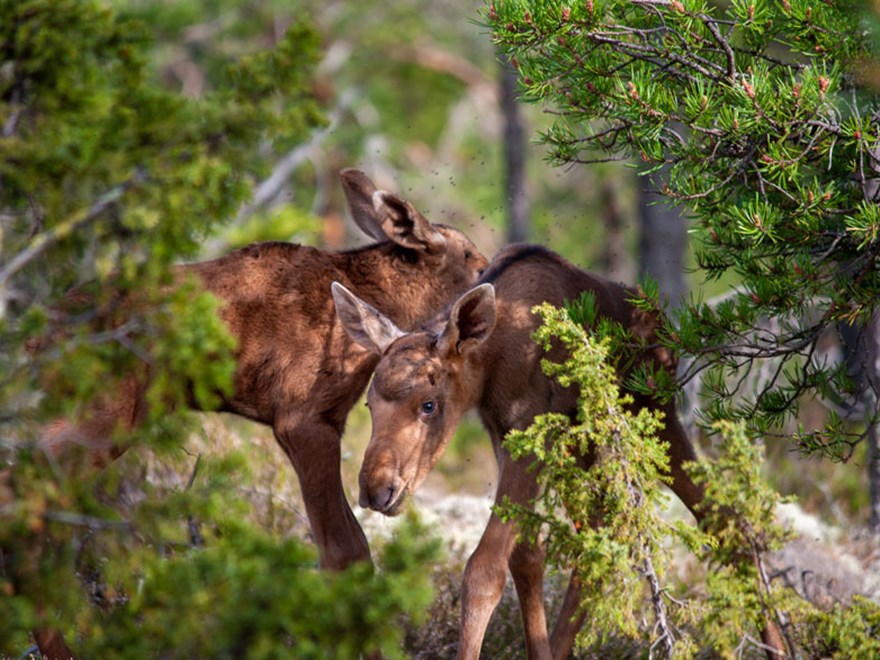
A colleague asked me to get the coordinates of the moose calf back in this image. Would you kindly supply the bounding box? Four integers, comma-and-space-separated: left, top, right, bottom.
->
476, 244, 673, 429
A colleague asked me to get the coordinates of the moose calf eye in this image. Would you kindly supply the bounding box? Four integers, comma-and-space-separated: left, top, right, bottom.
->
421, 400, 436, 416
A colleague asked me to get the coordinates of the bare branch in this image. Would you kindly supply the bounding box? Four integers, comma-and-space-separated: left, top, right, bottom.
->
233, 89, 355, 226
43, 510, 133, 531
643, 551, 675, 658
386, 43, 490, 88
3, 77, 24, 138
0, 169, 147, 318
185, 454, 203, 548
702, 15, 736, 81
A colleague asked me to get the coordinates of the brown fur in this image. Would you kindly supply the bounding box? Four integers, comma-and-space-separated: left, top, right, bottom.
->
334, 244, 706, 660
23, 169, 488, 659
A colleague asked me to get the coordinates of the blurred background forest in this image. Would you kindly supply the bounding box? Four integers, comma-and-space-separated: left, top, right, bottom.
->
2, 0, 879, 657
99, 0, 872, 526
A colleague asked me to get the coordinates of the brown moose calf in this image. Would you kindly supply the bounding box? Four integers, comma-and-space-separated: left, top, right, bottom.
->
36, 168, 488, 573
333, 244, 707, 660
23, 168, 488, 659
17, 169, 488, 658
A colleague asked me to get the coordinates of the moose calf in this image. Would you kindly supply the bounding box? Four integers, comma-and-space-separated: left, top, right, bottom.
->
38, 169, 488, 570
333, 244, 707, 660
22, 169, 487, 658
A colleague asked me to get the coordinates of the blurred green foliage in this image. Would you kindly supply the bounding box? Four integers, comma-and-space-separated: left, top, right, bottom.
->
1, 448, 441, 657
81, 510, 440, 659
1, 0, 323, 432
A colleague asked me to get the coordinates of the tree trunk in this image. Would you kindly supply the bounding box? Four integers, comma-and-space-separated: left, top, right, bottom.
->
859, 312, 880, 533
637, 169, 688, 309
868, 423, 880, 532
862, 156, 880, 533
499, 52, 529, 244
838, 311, 880, 532
599, 177, 629, 283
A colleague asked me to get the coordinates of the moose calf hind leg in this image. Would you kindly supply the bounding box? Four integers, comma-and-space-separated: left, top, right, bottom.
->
509, 539, 552, 660
549, 572, 586, 660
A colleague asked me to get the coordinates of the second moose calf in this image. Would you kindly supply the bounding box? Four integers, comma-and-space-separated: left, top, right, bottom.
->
333, 243, 707, 659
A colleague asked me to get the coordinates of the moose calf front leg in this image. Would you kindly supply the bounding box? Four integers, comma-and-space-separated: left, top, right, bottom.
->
549, 571, 586, 660
274, 418, 370, 570
458, 515, 518, 659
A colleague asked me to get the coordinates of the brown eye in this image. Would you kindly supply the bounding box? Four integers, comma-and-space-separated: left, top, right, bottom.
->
421, 400, 436, 416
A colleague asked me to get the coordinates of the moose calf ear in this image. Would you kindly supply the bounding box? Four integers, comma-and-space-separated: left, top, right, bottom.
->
439, 283, 496, 356
331, 282, 405, 354
340, 168, 389, 242
340, 169, 447, 256
372, 191, 447, 257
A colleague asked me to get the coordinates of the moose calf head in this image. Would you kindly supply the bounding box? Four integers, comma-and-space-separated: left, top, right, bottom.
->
332, 282, 497, 515
339, 168, 488, 301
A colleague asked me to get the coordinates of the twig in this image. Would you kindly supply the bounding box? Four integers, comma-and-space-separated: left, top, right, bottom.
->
43, 511, 133, 531
3, 78, 24, 138
644, 552, 675, 658
750, 536, 796, 657
386, 43, 489, 88
17, 644, 40, 660
702, 15, 736, 81
185, 454, 203, 548
606, 400, 676, 658
185, 454, 202, 491
233, 89, 355, 226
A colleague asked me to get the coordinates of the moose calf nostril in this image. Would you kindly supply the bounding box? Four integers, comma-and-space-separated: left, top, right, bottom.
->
379, 484, 396, 511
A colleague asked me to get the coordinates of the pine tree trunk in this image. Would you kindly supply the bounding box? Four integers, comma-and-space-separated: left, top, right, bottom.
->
499, 52, 529, 244
840, 310, 880, 533
637, 168, 688, 309
862, 157, 880, 533
599, 177, 629, 283
867, 424, 880, 532
861, 312, 880, 533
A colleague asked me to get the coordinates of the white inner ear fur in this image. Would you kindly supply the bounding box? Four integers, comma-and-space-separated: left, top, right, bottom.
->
332, 282, 405, 354
441, 283, 496, 355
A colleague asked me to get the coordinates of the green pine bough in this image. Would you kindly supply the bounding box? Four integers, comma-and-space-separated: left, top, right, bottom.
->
485, 0, 880, 459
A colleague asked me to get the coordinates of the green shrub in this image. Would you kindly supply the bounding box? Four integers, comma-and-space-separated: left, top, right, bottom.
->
500, 298, 880, 657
